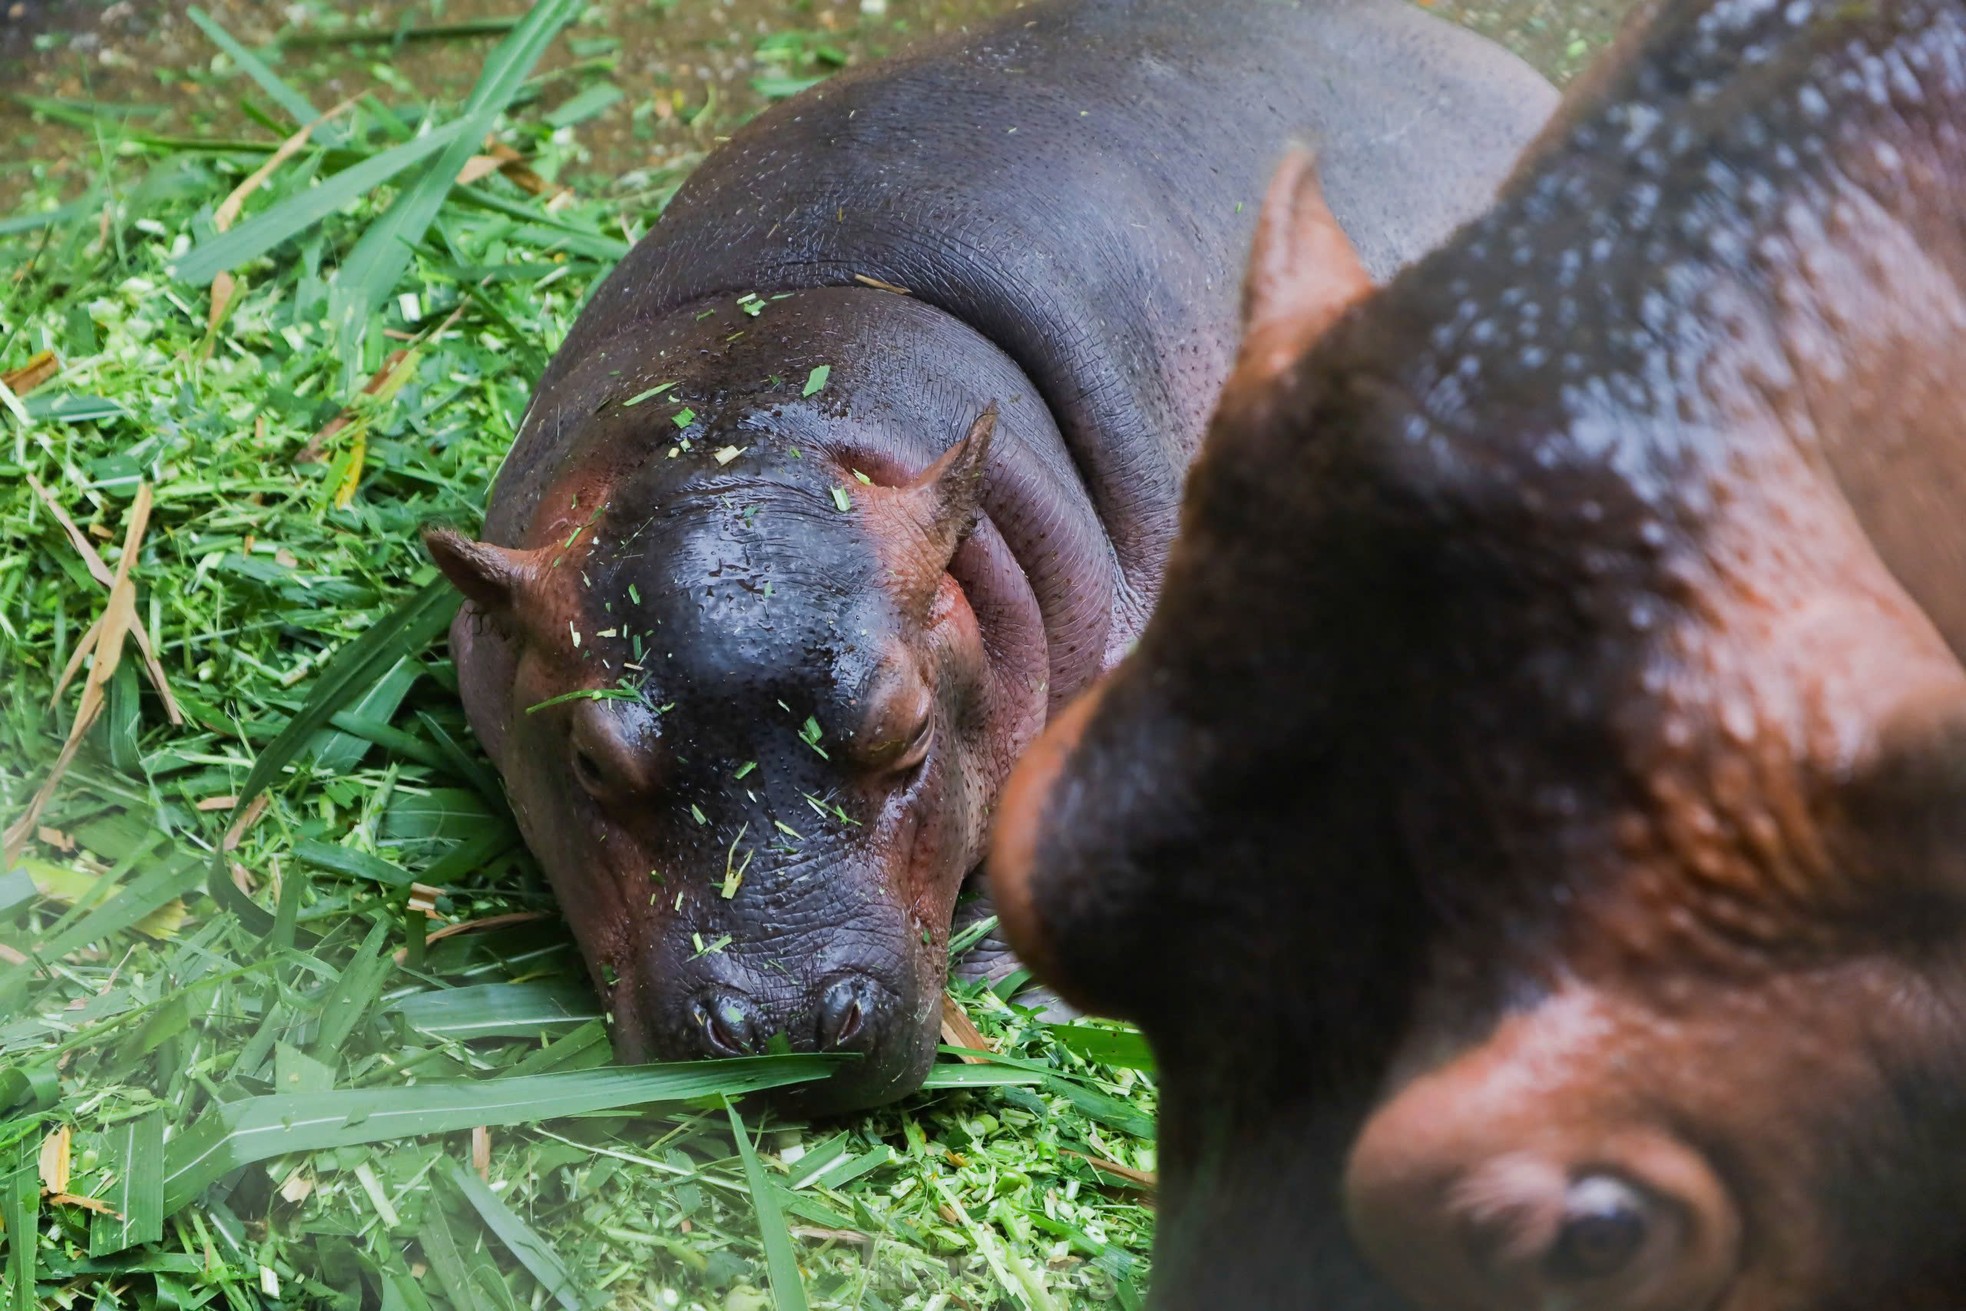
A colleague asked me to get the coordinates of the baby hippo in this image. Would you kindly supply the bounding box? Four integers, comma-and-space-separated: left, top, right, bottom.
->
995, 0, 1966, 1302
430, 0, 1554, 1112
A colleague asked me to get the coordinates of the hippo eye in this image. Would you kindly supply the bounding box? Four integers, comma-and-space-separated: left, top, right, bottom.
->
891, 709, 933, 773
572, 746, 608, 795
1545, 1174, 1650, 1282
851, 670, 935, 774
567, 700, 662, 801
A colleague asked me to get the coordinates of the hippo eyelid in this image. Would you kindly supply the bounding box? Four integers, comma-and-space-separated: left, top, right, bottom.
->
568, 699, 665, 798
853, 692, 935, 774
844, 659, 936, 773
888, 714, 934, 774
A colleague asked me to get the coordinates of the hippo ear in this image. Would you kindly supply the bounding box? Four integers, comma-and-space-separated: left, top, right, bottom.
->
1237, 145, 1373, 383
909, 401, 997, 555
423, 526, 541, 614
875, 404, 996, 616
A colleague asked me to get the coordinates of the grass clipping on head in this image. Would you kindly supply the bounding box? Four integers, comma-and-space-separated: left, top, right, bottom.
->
0, 7, 1156, 1311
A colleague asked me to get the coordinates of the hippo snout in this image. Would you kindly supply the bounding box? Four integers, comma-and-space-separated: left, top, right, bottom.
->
682, 971, 893, 1058
626, 957, 935, 1113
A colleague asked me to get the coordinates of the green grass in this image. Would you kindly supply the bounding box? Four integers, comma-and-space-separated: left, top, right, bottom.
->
0, 8, 1157, 1308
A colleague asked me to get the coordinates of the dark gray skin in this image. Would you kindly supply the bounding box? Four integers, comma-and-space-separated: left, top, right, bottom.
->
427, 0, 1555, 1114
994, 0, 1966, 1303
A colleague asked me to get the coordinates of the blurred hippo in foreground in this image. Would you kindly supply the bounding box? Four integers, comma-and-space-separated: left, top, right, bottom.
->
427, 0, 1554, 1113
995, 0, 1966, 1301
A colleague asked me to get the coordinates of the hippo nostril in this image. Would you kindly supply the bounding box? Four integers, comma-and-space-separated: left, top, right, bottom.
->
691, 992, 761, 1057
817, 973, 881, 1050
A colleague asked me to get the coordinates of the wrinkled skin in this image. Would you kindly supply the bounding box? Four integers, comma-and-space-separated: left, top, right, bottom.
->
994, 0, 1966, 1303
431, 0, 1555, 1113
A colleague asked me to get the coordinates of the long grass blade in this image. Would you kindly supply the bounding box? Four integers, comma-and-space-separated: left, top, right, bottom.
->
919, 1064, 1044, 1090
87, 1111, 164, 1256
725, 1098, 810, 1311
0, 1065, 58, 1116
308, 919, 393, 1057
169, 118, 475, 284
160, 1057, 840, 1215
0, 195, 97, 239
32, 851, 202, 964
205, 578, 459, 932
389, 981, 601, 1040
442, 1159, 590, 1311
328, 0, 581, 379
1043, 1076, 1155, 1141
21, 392, 127, 422
2, 1132, 38, 1311
1045, 1022, 1156, 1072
284, 17, 523, 47
293, 837, 414, 888
418, 1210, 498, 1311
185, 8, 322, 130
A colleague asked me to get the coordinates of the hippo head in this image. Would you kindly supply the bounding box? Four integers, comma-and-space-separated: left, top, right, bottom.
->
992, 5, 1966, 1301
431, 290, 1055, 1112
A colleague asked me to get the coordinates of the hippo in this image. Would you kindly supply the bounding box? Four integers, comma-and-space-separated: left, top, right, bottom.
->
993, 0, 1966, 1302
425, 0, 1555, 1113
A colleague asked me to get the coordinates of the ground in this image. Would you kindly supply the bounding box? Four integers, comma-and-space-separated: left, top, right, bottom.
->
0, 2, 1632, 1308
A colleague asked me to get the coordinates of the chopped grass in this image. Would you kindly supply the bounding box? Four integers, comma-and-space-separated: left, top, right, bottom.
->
0, 9, 1156, 1310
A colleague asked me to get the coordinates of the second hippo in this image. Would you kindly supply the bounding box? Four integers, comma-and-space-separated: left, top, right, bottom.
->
994, 0, 1966, 1303
426, 0, 1555, 1112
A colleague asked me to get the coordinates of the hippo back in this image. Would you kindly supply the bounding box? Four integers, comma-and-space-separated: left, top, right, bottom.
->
493, 0, 1556, 644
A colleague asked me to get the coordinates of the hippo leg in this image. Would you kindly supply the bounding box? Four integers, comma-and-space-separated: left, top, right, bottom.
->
950, 877, 1080, 1023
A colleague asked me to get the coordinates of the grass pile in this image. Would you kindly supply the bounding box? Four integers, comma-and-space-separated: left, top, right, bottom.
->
0, 7, 1158, 1308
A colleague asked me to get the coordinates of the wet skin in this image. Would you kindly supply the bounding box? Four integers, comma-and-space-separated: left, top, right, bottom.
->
994, 0, 1966, 1303
431, 0, 1555, 1112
